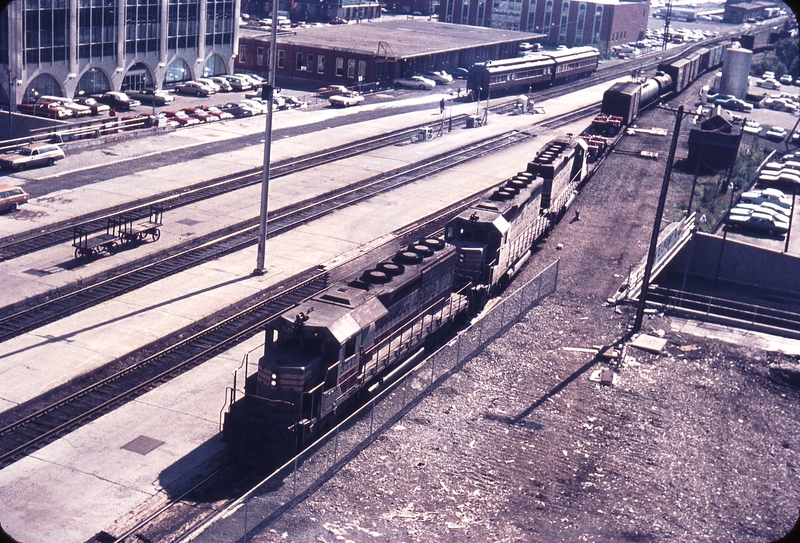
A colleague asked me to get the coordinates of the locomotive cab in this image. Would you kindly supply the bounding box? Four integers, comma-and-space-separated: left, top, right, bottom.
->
446, 209, 508, 289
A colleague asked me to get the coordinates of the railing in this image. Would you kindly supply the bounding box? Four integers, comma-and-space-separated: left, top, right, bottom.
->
182, 259, 559, 543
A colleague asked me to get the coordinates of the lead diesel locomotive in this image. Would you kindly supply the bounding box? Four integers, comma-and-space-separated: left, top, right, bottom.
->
223, 136, 588, 465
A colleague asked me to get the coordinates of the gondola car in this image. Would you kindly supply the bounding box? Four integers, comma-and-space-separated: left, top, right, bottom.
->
467, 46, 600, 100
223, 238, 469, 465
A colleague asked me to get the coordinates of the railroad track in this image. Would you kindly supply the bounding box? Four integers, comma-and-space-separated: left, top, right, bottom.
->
0, 129, 534, 343
0, 196, 471, 470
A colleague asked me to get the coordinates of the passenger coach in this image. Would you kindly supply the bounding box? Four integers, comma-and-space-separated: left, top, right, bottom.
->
467, 46, 600, 100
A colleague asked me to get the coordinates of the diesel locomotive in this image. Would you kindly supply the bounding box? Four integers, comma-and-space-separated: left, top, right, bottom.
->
223, 136, 589, 465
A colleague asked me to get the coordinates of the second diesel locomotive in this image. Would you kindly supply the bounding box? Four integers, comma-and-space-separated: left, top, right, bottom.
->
223, 136, 588, 466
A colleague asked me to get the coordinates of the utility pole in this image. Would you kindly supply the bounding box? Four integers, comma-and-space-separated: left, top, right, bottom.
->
632, 105, 684, 335
254, 0, 280, 275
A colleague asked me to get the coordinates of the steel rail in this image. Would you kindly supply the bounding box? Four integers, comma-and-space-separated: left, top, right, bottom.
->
0, 129, 533, 343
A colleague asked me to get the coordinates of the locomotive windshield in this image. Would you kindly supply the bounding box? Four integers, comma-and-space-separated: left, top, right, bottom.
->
265, 322, 339, 368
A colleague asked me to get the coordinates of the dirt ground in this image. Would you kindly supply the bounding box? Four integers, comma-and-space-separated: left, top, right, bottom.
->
238, 79, 800, 542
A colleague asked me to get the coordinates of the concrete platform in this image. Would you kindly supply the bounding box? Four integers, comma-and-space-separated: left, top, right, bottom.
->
0, 77, 623, 543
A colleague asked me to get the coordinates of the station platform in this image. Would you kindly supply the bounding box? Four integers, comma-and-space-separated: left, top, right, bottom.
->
0, 77, 625, 543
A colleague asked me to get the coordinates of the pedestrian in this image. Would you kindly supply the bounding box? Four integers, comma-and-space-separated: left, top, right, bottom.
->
440, 98, 445, 114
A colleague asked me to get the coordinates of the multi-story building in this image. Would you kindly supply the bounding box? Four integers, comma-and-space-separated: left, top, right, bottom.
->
441, 0, 649, 56
0, 0, 238, 108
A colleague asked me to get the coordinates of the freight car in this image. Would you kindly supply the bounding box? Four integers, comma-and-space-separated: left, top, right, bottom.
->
601, 43, 725, 125
467, 46, 600, 100
223, 137, 589, 465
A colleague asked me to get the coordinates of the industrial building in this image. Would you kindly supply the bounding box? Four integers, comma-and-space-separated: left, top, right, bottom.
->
439, 0, 649, 57
687, 107, 742, 171
235, 19, 544, 86
0, 0, 238, 108
723, 1, 769, 23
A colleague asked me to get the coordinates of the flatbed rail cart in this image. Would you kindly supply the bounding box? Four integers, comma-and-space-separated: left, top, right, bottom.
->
117, 206, 163, 244
72, 219, 118, 259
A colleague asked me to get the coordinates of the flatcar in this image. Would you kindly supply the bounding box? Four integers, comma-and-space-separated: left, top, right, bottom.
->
224, 137, 589, 465
467, 46, 600, 100
602, 43, 725, 125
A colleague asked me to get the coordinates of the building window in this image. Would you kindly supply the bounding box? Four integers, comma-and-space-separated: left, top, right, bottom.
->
526, 0, 537, 32
168, 0, 199, 50
347, 58, 356, 78
278, 50, 285, 68
462, 1, 470, 24
239, 43, 247, 64
24, 0, 70, 65
335, 57, 344, 77
306, 53, 314, 72
558, 0, 569, 43
256, 47, 264, 65
575, 2, 585, 44
358, 60, 366, 80
82, 0, 118, 59
543, 0, 553, 37
446, 0, 454, 22
296, 52, 303, 70
592, 5, 602, 45
205, 0, 233, 46
317, 55, 325, 74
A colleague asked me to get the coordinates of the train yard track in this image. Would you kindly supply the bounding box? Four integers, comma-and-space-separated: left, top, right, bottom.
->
0, 129, 535, 343
0, 196, 471, 471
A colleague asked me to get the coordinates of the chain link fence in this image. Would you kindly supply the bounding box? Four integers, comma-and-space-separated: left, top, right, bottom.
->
183, 259, 559, 543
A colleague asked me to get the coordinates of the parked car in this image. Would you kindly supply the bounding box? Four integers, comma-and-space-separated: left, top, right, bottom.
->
453, 67, 470, 79
181, 106, 217, 122
743, 121, 762, 135
780, 74, 794, 85
38, 96, 92, 116
210, 77, 234, 92
120, 112, 179, 129
0, 143, 65, 170
762, 71, 776, 80
198, 104, 234, 120
715, 97, 752, 112
239, 99, 269, 114
329, 93, 365, 107
162, 110, 201, 126
740, 188, 792, 208
394, 76, 436, 90
241, 73, 269, 87
758, 78, 782, 90
92, 91, 140, 111
766, 126, 788, 142
727, 211, 789, 235
425, 71, 453, 84
124, 88, 175, 105
219, 102, 257, 117
175, 81, 216, 97
0, 184, 29, 212
16, 102, 72, 119
196, 78, 222, 93
72, 96, 111, 115
221, 75, 253, 91
316, 85, 354, 97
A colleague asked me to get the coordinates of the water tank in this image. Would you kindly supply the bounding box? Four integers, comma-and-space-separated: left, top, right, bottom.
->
719, 45, 753, 99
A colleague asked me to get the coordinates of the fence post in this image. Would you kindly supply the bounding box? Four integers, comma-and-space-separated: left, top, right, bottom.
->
293, 457, 298, 503
333, 427, 339, 468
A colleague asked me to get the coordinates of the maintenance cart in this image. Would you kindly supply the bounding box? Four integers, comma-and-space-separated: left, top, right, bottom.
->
118, 206, 163, 244
72, 219, 118, 259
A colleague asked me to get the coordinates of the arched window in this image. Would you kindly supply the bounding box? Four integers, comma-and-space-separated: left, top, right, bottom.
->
164, 58, 192, 87
575, 3, 586, 44
23, 73, 62, 103
203, 53, 228, 77
75, 68, 111, 98
122, 62, 153, 91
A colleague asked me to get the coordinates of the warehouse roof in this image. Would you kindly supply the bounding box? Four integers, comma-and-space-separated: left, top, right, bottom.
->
240, 18, 546, 59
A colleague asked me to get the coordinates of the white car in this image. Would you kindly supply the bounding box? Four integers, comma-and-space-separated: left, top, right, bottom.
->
743, 121, 762, 135
196, 77, 222, 93
329, 93, 365, 107
425, 71, 453, 84
766, 126, 788, 142
740, 188, 792, 208
394, 76, 436, 90
175, 81, 215, 96
780, 74, 794, 85
758, 79, 782, 90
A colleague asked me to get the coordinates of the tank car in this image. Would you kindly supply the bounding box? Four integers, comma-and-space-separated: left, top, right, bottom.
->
223, 238, 468, 465
446, 137, 587, 304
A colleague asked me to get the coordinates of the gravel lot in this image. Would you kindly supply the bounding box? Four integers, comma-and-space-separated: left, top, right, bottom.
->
237, 73, 800, 542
